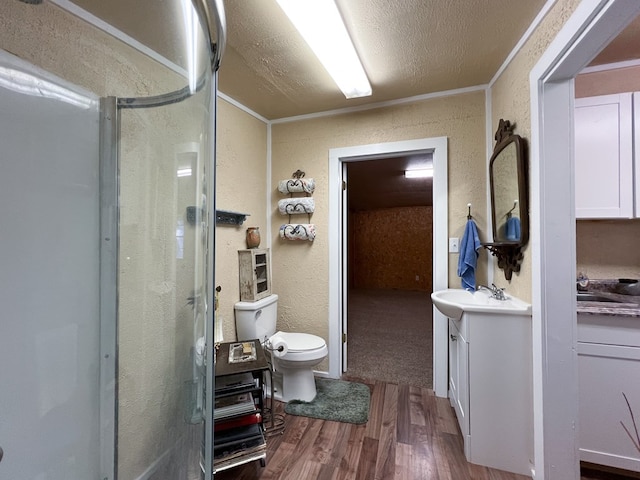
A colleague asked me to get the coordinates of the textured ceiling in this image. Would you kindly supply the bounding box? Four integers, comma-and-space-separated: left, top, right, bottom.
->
67, 0, 640, 120
68, 0, 546, 119
65, 0, 640, 209
220, 0, 547, 119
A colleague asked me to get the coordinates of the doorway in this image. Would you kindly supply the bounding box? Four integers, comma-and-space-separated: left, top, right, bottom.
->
328, 137, 449, 396
531, 1, 640, 477
344, 156, 433, 389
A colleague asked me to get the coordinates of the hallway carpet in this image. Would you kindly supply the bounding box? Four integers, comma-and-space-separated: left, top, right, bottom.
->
346, 288, 432, 390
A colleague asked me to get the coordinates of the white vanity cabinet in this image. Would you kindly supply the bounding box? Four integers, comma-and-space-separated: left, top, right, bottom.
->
574, 92, 634, 218
447, 311, 533, 476
578, 314, 640, 472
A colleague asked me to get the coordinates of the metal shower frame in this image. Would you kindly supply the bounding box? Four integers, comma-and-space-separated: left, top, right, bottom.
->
99, 1, 225, 478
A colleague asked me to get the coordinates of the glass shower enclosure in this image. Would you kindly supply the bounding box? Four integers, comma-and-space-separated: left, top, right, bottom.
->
0, 1, 224, 479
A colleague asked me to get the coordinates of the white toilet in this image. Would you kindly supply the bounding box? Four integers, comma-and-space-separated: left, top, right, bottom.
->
234, 294, 328, 402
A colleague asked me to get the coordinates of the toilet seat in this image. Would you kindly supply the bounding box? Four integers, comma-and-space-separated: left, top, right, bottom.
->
274, 331, 325, 351
270, 331, 328, 362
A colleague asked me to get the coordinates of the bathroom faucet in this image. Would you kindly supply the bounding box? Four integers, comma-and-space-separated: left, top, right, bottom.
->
478, 283, 507, 301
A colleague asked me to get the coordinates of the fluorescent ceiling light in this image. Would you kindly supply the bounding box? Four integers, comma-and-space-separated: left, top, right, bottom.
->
276, 0, 371, 99
405, 168, 433, 179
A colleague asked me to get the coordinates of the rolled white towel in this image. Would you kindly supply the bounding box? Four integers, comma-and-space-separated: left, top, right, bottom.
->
278, 197, 315, 215
279, 224, 316, 241
278, 178, 315, 194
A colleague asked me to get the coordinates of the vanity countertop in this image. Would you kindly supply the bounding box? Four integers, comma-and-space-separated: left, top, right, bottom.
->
577, 282, 640, 318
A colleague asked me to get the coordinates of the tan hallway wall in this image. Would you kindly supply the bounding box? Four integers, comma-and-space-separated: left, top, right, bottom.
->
270, 91, 488, 373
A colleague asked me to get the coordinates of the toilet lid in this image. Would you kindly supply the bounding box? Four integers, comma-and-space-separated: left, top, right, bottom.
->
276, 332, 325, 352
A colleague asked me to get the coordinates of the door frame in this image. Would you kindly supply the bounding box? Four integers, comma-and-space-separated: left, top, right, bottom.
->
529, 1, 640, 478
328, 137, 449, 396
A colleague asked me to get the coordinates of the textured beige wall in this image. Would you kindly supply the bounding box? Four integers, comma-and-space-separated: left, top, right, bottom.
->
576, 220, 640, 280
1, 2, 207, 478
271, 91, 488, 372
215, 98, 269, 342
490, 0, 582, 302
574, 67, 640, 280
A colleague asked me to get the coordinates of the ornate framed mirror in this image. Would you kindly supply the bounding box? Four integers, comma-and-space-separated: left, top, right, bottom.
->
483, 119, 529, 280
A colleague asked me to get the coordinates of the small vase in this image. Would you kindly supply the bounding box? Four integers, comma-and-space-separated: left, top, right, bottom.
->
246, 227, 261, 248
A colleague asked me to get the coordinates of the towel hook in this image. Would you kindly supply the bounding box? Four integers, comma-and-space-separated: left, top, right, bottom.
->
467, 203, 472, 220
506, 199, 518, 218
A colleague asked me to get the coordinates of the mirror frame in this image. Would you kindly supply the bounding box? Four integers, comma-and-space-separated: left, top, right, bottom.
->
483, 119, 529, 280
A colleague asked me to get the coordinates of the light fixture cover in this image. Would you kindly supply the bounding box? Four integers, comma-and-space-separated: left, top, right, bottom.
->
405, 168, 433, 178
276, 0, 372, 99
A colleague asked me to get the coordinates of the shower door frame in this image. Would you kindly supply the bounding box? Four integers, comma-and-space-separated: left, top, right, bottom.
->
102, 64, 219, 477
99, 97, 119, 480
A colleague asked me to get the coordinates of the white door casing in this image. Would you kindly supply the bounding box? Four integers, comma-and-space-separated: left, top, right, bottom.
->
529, 1, 640, 478
328, 137, 448, 397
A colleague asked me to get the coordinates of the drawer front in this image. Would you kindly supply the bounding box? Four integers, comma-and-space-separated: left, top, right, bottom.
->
578, 314, 640, 347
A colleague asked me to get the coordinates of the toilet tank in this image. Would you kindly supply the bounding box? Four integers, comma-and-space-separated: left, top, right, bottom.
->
234, 293, 278, 342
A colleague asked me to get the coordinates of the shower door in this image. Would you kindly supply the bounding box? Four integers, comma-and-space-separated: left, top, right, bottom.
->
114, 88, 213, 480
0, 51, 102, 480
0, 0, 223, 479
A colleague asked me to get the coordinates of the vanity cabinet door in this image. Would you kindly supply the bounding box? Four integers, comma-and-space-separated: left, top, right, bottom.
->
574, 93, 633, 219
448, 319, 468, 440
578, 342, 640, 472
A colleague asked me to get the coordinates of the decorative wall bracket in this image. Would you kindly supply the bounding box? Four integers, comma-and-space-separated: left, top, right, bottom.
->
483, 243, 524, 281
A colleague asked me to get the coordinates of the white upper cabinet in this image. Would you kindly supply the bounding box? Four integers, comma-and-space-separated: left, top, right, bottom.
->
574, 92, 633, 219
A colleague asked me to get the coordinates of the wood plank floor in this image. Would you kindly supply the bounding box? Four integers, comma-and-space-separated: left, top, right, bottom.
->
215, 378, 533, 480
215, 378, 639, 479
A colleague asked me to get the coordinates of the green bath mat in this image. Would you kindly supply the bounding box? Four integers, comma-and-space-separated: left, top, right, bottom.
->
284, 378, 370, 424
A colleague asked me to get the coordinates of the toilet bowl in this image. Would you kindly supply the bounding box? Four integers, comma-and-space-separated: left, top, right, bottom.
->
234, 294, 328, 402
267, 331, 328, 402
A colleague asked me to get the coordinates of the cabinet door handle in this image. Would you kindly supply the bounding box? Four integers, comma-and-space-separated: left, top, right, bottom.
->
450, 334, 457, 342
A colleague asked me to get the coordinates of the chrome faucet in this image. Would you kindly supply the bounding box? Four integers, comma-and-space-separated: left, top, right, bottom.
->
478, 283, 507, 300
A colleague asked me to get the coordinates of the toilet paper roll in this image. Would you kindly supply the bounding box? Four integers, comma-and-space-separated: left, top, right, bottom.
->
270, 336, 288, 358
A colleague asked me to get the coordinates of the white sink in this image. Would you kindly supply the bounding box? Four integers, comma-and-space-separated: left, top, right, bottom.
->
431, 288, 532, 320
